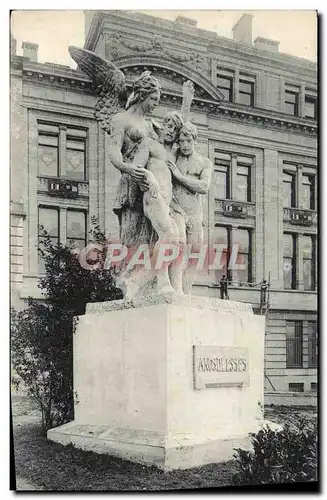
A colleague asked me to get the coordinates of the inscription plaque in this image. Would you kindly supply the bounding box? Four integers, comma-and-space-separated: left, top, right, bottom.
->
193, 345, 250, 390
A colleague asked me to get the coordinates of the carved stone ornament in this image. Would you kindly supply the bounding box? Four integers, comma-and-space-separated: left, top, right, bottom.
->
103, 32, 210, 76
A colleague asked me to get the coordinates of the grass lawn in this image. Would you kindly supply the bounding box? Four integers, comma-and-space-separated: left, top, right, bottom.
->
12, 395, 317, 492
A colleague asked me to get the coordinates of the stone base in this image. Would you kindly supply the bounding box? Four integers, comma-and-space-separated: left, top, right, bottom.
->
47, 419, 280, 471
48, 293, 267, 470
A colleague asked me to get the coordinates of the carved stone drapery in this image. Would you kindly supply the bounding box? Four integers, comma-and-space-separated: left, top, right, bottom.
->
103, 32, 211, 77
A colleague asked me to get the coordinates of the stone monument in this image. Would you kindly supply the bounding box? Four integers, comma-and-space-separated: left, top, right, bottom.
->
47, 46, 272, 471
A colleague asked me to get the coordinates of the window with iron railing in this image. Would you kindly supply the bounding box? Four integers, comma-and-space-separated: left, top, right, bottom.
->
286, 320, 303, 368
308, 321, 317, 368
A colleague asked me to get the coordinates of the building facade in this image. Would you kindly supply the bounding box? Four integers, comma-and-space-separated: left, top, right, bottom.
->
10, 11, 318, 399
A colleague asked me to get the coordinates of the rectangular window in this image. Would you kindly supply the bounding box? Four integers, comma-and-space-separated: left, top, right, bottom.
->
66, 209, 87, 252
311, 382, 317, 391
213, 152, 253, 202
286, 321, 303, 368
285, 90, 299, 116
283, 233, 296, 290
214, 226, 252, 285
288, 383, 304, 392
38, 134, 59, 177
232, 228, 252, 284
66, 138, 86, 181
235, 157, 252, 202
214, 154, 231, 199
302, 174, 315, 210
308, 321, 317, 368
214, 225, 230, 282
303, 236, 316, 291
217, 75, 233, 102
37, 123, 87, 181
38, 206, 60, 273
239, 79, 254, 107
283, 171, 296, 207
304, 95, 317, 119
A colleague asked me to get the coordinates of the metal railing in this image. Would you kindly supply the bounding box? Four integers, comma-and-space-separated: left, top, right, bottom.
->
286, 338, 303, 368
308, 337, 317, 368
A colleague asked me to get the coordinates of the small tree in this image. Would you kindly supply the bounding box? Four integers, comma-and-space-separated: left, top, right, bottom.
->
11, 303, 76, 430
11, 217, 123, 432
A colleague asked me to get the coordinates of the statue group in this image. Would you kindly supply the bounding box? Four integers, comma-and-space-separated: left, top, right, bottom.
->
69, 46, 213, 299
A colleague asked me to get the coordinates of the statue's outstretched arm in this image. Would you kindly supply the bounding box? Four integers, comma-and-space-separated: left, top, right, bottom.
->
180, 80, 195, 123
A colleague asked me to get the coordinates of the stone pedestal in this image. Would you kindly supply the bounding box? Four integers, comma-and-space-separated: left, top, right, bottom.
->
48, 294, 267, 471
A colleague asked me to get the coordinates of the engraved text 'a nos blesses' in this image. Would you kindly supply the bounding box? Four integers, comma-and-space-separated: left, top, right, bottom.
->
193, 346, 250, 389
197, 356, 247, 373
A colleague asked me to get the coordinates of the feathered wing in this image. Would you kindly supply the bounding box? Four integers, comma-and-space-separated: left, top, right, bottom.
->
68, 46, 127, 133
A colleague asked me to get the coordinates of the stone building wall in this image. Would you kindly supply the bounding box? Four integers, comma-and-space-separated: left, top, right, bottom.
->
10, 10, 317, 398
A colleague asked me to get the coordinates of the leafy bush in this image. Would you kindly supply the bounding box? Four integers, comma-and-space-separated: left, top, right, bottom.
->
11, 303, 76, 430
232, 418, 317, 485
11, 218, 123, 432
37, 217, 123, 315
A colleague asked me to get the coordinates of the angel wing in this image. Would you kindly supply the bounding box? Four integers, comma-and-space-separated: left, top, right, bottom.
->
68, 46, 127, 133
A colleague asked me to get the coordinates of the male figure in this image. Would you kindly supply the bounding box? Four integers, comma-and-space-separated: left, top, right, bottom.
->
260, 279, 269, 315
220, 275, 229, 300
168, 122, 213, 294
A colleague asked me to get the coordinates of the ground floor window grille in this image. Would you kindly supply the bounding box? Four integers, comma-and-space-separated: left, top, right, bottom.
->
286, 321, 303, 368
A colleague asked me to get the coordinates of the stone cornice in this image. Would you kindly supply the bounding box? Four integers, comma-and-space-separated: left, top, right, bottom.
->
16, 57, 317, 136
118, 60, 317, 136
13, 57, 94, 94
212, 102, 317, 136
85, 10, 317, 77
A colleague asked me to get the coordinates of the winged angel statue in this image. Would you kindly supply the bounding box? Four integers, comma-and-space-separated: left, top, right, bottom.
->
69, 46, 194, 297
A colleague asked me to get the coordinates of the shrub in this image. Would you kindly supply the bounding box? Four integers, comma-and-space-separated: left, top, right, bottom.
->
37, 216, 123, 315
11, 218, 123, 432
11, 303, 76, 431
232, 418, 317, 485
